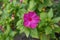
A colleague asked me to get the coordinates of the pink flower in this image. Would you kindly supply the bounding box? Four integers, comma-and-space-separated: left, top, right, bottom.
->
10, 0, 13, 2
20, 0, 23, 3
0, 26, 4, 32
23, 11, 40, 29
0, 26, 2, 30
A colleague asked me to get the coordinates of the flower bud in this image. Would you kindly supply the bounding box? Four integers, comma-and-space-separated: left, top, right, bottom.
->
10, 0, 13, 2
0, 26, 4, 32
11, 14, 15, 20
20, 0, 23, 3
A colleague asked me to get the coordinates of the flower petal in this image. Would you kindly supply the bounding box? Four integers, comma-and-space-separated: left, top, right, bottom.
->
24, 14, 29, 21
24, 21, 30, 28
30, 23, 38, 29
23, 11, 40, 29
29, 11, 37, 17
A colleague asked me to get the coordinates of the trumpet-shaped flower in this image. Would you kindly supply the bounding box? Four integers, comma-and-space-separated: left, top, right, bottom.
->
23, 11, 40, 29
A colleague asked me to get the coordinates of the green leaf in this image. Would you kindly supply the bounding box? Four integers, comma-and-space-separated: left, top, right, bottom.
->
40, 33, 49, 40
16, 20, 24, 33
17, 20, 30, 37
30, 28, 39, 38
4, 25, 10, 35
38, 4, 45, 12
23, 0, 28, 4
40, 12, 47, 20
40, 0, 44, 3
52, 17, 60, 23
44, 0, 52, 6
39, 21, 45, 28
45, 27, 52, 35
9, 31, 17, 37
48, 0, 53, 6
6, 37, 9, 40
38, 0, 53, 11
54, 27, 60, 33
16, 20, 23, 26
54, 24, 59, 28
50, 32, 56, 39
28, 0, 36, 11
0, 10, 2, 15
19, 27, 24, 34
13, 0, 16, 6
17, 9, 26, 18
48, 8, 53, 19
24, 28, 30, 37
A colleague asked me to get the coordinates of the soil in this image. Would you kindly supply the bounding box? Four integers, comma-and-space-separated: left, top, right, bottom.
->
14, 33, 39, 40
14, 33, 60, 40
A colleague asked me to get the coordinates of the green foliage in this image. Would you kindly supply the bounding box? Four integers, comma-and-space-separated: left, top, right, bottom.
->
40, 12, 47, 20
40, 33, 49, 40
39, 8, 60, 40
30, 29, 39, 38
52, 17, 60, 23
28, 0, 36, 11
48, 8, 53, 19
45, 27, 52, 35
0, 0, 60, 40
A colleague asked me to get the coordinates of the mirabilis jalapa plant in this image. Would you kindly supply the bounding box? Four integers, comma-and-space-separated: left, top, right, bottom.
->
0, 0, 60, 40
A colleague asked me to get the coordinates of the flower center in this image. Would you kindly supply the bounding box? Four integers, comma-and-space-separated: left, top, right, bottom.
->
29, 17, 32, 21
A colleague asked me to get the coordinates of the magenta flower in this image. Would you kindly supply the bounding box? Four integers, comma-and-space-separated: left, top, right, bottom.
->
23, 11, 40, 29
